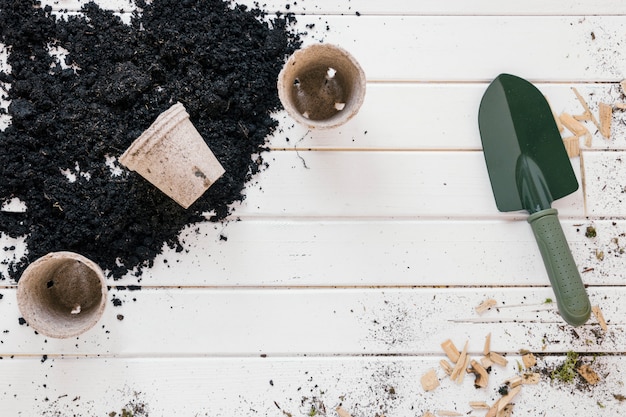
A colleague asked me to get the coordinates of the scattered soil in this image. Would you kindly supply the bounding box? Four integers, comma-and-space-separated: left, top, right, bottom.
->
0, 0, 301, 280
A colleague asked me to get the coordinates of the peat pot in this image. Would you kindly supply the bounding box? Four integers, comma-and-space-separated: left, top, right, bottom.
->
119, 102, 225, 209
17, 252, 108, 339
278, 43, 366, 129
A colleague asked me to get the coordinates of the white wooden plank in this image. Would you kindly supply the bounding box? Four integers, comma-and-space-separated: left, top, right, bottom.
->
5, 218, 622, 288
4, 81, 626, 152
293, 15, 626, 82
269, 83, 626, 151
232, 150, 584, 218
4, 13, 626, 82
1, 355, 624, 416
96, 218, 624, 288
47, 0, 626, 16
0, 287, 621, 356
245, 0, 626, 16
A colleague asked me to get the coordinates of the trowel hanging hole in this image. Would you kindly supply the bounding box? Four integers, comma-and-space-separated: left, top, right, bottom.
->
293, 78, 300, 87
46, 280, 54, 288
326, 67, 337, 78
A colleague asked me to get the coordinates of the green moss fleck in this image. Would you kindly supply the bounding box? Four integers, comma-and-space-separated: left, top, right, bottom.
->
551, 351, 579, 383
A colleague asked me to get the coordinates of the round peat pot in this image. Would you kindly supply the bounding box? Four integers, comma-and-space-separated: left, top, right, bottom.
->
17, 252, 107, 339
119, 102, 225, 209
278, 43, 366, 129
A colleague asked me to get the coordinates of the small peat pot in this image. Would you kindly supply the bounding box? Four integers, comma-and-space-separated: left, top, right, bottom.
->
278, 43, 366, 129
119, 102, 225, 209
17, 252, 107, 339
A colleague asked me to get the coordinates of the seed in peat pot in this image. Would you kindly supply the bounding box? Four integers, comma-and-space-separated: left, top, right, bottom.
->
0, 0, 302, 280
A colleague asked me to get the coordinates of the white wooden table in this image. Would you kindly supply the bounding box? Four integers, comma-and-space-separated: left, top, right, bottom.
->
2, 1, 626, 415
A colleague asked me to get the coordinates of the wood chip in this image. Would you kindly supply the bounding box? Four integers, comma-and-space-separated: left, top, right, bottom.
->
480, 355, 494, 369
592, 305, 608, 331
486, 399, 500, 417
571, 87, 601, 131
504, 375, 523, 388
469, 401, 491, 410
469, 360, 489, 388
562, 136, 580, 157
560, 112, 592, 147
488, 351, 509, 367
483, 333, 491, 356
573, 112, 593, 121
455, 355, 471, 384
422, 413, 436, 417
440, 359, 454, 376
450, 341, 469, 382
336, 406, 353, 417
522, 352, 537, 369
441, 339, 460, 363
498, 404, 514, 417
475, 299, 497, 314
497, 385, 522, 412
421, 368, 440, 391
599, 102, 612, 138
621, 80, 626, 96
437, 411, 463, 417
615, 102, 626, 110
522, 372, 541, 384
577, 364, 600, 385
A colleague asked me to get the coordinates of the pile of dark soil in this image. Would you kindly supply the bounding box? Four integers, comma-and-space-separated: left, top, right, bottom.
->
0, 0, 301, 279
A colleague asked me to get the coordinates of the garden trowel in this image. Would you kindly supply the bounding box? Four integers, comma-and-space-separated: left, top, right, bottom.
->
478, 73, 591, 326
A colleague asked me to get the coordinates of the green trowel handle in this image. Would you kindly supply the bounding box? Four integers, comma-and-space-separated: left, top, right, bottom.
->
528, 208, 591, 326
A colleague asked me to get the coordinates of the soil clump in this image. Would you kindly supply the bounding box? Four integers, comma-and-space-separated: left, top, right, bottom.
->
0, 0, 301, 279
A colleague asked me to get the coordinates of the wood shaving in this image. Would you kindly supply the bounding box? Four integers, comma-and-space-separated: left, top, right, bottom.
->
421, 368, 440, 392
469, 360, 489, 388
521, 352, 536, 369
483, 333, 491, 356
562, 136, 580, 157
456, 355, 471, 384
577, 364, 600, 385
599, 102, 612, 138
504, 375, 523, 388
493, 385, 521, 415
592, 305, 608, 331
450, 341, 469, 382
441, 339, 460, 363
475, 299, 497, 314
573, 112, 592, 121
436, 411, 463, 417
498, 404, 514, 417
469, 401, 490, 410
440, 359, 454, 376
522, 372, 540, 384
422, 412, 436, 417
336, 406, 353, 417
480, 355, 494, 369
560, 112, 592, 147
571, 87, 600, 131
488, 351, 509, 367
